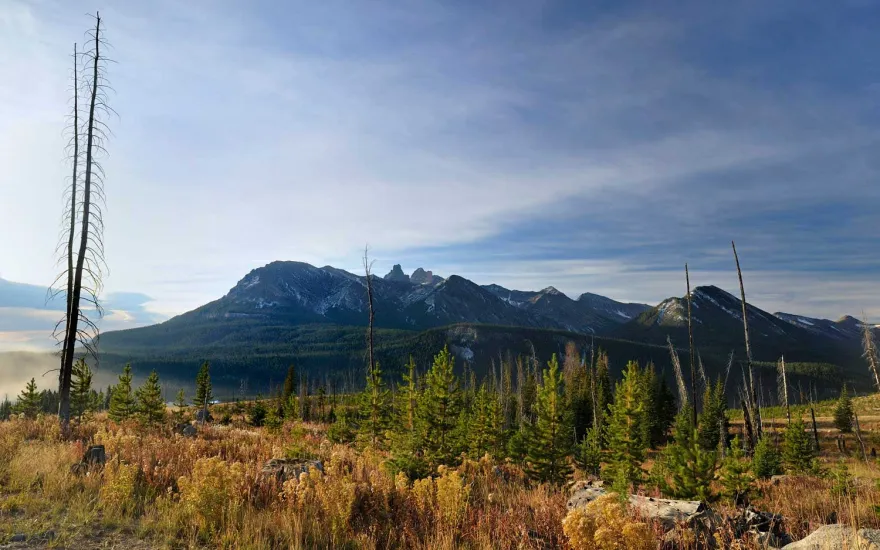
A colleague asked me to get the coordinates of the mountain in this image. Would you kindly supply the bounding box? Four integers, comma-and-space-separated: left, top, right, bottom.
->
482, 284, 650, 333
611, 285, 867, 379
773, 312, 865, 341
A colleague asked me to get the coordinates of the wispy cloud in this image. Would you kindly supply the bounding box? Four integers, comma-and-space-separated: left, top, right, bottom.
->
1, 0, 877, 338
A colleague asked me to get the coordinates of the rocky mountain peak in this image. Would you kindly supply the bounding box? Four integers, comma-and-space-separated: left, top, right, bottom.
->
384, 264, 409, 283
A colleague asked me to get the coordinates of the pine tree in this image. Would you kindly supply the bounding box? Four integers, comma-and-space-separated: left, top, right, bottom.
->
526, 354, 573, 485
136, 370, 166, 424
417, 346, 461, 466
563, 341, 593, 443
751, 435, 782, 479
698, 378, 728, 451
469, 383, 502, 458
249, 397, 267, 427
173, 388, 187, 421
108, 365, 136, 422
604, 360, 648, 487
650, 375, 677, 447
833, 385, 854, 434
358, 361, 391, 447
782, 417, 816, 474
389, 358, 429, 479
194, 361, 212, 407
400, 356, 418, 432
655, 410, 717, 500
718, 435, 754, 503
595, 350, 613, 433
70, 358, 93, 419
0, 397, 12, 421
15, 378, 41, 418
575, 426, 603, 477
282, 364, 297, 417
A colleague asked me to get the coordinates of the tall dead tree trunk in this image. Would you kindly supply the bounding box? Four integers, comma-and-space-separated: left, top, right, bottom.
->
778, 355, 790, 424
58, 14, 109, 435
863, 314, 880, 393
685, 264, 697, 426
732, 240, 761, 443
363, 246, 375, 375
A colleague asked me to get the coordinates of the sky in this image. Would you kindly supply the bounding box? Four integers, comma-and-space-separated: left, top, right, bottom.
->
1, 0, 879, 350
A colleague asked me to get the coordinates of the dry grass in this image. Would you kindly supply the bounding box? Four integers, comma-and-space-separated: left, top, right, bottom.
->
3, 414, 880, 549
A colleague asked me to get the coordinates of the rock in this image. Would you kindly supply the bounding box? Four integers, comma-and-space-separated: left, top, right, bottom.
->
10, 534, 26, 542
567, 480, 709, 531
383, 264, 409, 282
261, 459, 323, 482
781, 524, 880, 549
195, 409, 213, 423
173, 423, 198, 437
70, 445, 105, 475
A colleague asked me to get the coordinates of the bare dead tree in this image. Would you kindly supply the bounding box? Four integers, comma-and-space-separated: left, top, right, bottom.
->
862, 313, 880, 393
55, 14, 112, 435
667, 336, 688, 408
684, 264, 698, 425
732, 240, 761, 442
362, 245, 375, 374
777, 355, 790, 423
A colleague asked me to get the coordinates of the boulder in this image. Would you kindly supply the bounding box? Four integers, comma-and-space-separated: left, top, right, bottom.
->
173, 423, 198, 437
195, 409, 213, 423
261, 459, 323, 483
70, 445, 105, 475
782, 524, 880, 549
567, 480, 710, 531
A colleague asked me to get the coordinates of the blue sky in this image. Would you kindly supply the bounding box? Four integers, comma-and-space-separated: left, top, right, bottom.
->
1, 0, 879, 349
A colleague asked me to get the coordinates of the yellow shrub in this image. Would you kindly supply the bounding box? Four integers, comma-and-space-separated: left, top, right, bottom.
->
412, 477, 435, 515
562, 494, 655, 550
100, 462, 143, 518
436, 466, 470, 528
177, 456, 245, 534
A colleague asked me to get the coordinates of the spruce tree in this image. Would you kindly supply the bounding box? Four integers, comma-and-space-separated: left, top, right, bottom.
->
650, 375, 677, 447
0, 397, 12, 421
698, 378, 728, 451
718, 435, 754, 503
108, 365, 136, 422
71, 358, 93, 419
575, 425, 602, 477
173, 388, 187, 421
358, 361, 391, 447
194, 361, 212, 407
595, 350, 613, 432
833, 385, 854, 434
604, 360, 648, 487
469, 383, 502, 458
751, 435, 782, 479
526, 354, 573, 484
563, 342, 593, 443
782, 417, 817, 474
655, 410, 717, 500
417, 346, 461, 466
15, 378, 41, 418
136, 370, 166, 424
282, 364, 297, 417
389, 358, 428, 479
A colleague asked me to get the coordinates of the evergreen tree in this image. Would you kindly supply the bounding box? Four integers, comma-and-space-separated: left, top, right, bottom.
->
136, 370, 166, 424
698, 378, 729, 451
655, 410, 717, 500
604, 360, 648, 487
417, 346, 461, 466
358, 361, 391, 447
249, 397, 267, 427
752, 435, 782, 479
782, 417, 817, 474
108, 365, 136, 422
173, 388, 187, 421
650, 375, 677, 447
15, 378, 41, 418
718, 435, 754, 503
389, 358, 428, 479
525, 354, 573, 484
282, 364, 297, 404
506, 429, 528, 465
575, 426, 603, 477
563, 342, 593, 443
70, 358, 93, 419
194, 361, 213, 408
400, 356, 418, 433
595, 350, 613, 432
0, 397, 12, 421
833, 385, 854, 434
468, 383, 503, 458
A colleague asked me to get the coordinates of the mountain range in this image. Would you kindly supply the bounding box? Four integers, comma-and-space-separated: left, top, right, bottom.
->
95, 261, 877, 394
